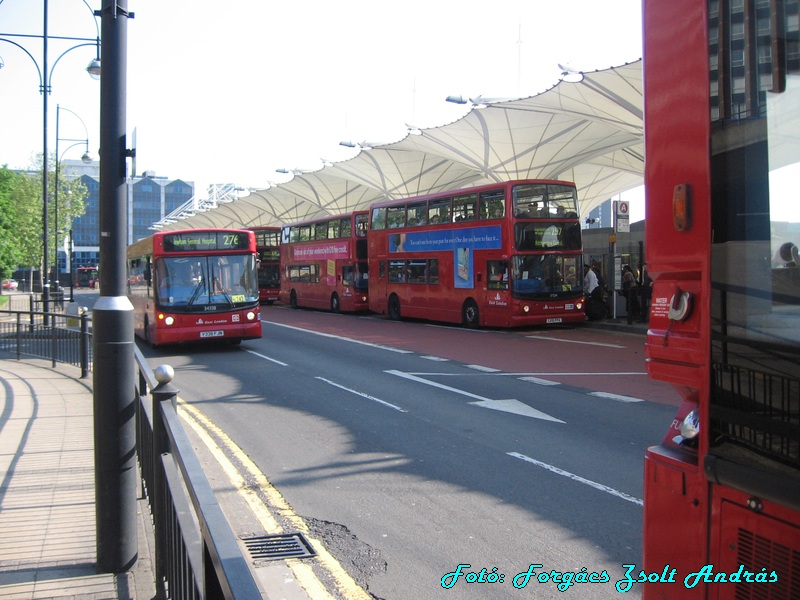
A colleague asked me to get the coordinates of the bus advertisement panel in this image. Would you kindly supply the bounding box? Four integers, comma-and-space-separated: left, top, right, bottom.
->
369, 180, 585, 327
278, 212, 369, 313
250, 227, 281, 304
641, 0, 800, 597
127, 229, 262, 346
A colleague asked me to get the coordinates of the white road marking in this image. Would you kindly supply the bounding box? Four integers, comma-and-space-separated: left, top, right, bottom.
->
518, 376, 561, 386
404, 371, 646, 377
245, 350, 288, 366
466, 364, 501, 372
526, 335, 625, 348
470, 399, 565, 423
589, 391, 645, 403
508, 452, 643, 506
385, 370, 563, 423
421, 356, 450, 362
267, 321, 413, 354
316, 377, 408, 413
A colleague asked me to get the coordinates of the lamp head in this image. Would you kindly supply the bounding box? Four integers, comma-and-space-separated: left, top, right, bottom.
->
81, 151, 93, 164
86, 58, 101, 80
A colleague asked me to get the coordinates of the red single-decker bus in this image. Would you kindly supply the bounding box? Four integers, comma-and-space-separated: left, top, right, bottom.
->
127, 229, 262, 346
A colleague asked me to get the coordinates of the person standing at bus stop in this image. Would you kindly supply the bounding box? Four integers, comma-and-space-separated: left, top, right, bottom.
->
584, 264, 599, 298
622, 264, 640, 319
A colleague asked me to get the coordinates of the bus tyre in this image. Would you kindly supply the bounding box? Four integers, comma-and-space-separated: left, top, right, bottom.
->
388, 295, 401, 321
463, 299, 480, 328
144, 318, 152, 346
290, 290, 298, 309
331, 293, 340, 313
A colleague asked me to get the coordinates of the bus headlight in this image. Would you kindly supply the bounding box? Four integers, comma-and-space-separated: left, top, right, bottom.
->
164, 316, 175, 326
576, 301, 584, 310
246, 311, 256, 321
522, 304, 530, 313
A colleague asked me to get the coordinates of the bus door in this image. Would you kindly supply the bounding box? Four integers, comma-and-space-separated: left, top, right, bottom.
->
482, 259, 511, 318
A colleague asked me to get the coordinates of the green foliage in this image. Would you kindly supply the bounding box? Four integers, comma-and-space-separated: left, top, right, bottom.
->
0, 166, 27, 280
0, 157, 88, 282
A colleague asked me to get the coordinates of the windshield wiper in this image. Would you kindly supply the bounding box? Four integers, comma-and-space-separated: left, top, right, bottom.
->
187, 279, 206, 308
213, 277, 234, 306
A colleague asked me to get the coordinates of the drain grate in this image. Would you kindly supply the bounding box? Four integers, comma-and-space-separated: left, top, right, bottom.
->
242, 533, 316, 561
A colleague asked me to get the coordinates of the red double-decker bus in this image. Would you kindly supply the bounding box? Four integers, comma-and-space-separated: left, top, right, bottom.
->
368, 180, 585, 327
642, 0, 799, 597
250, 226, 281, 304
127, 229, 262, 346
278, 211, 369, 313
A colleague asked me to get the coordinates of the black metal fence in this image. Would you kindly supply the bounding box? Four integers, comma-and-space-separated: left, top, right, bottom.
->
0, 303, 264, 598
134, 347, 263, 599
0, 307, 92, 377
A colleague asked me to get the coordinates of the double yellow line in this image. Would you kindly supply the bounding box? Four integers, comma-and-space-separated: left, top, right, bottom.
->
178, 399, 372, 600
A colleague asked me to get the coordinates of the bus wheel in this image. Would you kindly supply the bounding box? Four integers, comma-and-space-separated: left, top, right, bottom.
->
331, 293, 340, 313
290, 290, 298, 309
462, 299, 480, 328
144, 318, 153, 346
388, 295, 401, 321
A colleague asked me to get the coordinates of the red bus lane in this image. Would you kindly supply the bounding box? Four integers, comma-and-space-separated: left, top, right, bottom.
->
264, 305, 678, 406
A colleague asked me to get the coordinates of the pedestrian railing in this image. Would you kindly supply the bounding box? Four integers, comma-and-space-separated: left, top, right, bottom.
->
134, 347, 263, 600
0, 304, 264, 598
0, 308, 92, 377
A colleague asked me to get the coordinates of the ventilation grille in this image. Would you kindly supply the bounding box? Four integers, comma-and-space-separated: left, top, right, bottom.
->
735, 529, 800, 599
242, 533, 316, 561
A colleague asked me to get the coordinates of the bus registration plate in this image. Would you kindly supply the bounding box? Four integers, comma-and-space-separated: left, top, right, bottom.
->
200, 330, 224, 338
546, 317, 563, 324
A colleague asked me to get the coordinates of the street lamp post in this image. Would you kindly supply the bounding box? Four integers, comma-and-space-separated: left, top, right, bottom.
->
0, 0, 100, 315
54, 104, 93, 296
93, 0, 137, 574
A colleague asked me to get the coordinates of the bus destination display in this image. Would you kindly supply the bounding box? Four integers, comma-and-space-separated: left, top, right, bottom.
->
163, 232, 249, 253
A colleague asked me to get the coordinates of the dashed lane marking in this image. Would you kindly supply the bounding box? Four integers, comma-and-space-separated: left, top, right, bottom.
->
526, 334, 626, 348
508, 452, 643, 506
316, 377, 408, 413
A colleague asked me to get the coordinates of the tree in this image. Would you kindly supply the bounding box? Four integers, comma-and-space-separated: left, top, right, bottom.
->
0, 166, 27, 285
0, 157, 88, 290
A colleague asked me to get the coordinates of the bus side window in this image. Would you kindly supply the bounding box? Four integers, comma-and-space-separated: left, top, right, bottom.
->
387, 206, 406, 228
371, 208, 387, 230
428, 198, 450, 224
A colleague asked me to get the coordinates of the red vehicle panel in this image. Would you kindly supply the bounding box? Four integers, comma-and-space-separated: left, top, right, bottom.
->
642, 0, 800, 597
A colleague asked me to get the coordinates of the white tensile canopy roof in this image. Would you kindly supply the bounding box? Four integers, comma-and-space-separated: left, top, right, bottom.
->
154, 59, 643, 231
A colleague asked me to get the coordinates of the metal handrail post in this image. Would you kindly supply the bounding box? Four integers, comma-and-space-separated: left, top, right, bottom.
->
79, 310, 89, 379
16, 313, 22, 360
28, 293, 35, 333
151, 371, 179, 600
50, 315, 57, 368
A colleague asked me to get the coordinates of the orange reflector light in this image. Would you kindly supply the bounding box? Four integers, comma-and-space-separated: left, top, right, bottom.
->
673, 184, 691, 231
